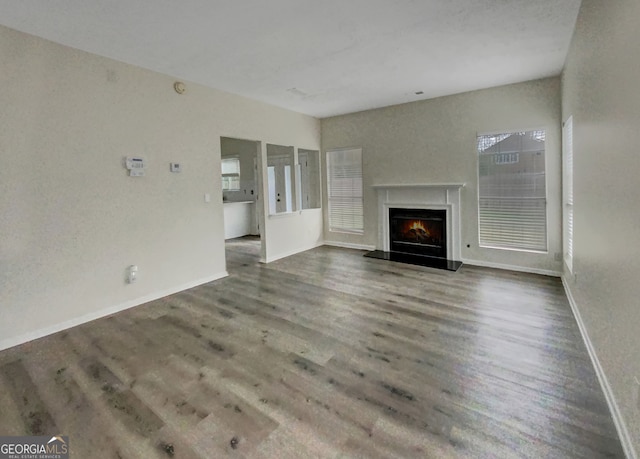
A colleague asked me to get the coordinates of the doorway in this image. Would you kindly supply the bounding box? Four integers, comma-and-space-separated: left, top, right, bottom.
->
220, 137, 263, 268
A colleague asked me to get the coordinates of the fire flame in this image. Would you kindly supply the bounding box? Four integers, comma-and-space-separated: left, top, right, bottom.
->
408, 220, 429, 236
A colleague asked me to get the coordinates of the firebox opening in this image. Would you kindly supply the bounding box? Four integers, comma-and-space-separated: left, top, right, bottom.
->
389, 208, 446, 258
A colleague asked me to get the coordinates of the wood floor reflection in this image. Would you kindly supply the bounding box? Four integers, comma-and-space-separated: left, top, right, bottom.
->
0, 240, 625, 458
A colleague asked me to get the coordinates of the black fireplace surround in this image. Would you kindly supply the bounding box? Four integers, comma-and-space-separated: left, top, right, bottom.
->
389, 208, 447, 258
364, 206, 461, 271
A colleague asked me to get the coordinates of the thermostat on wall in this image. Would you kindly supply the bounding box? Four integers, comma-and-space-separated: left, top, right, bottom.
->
125, 156, 146, 176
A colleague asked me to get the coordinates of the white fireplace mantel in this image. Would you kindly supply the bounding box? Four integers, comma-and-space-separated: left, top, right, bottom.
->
372, 183, 465, 190
373, 183, 465, 261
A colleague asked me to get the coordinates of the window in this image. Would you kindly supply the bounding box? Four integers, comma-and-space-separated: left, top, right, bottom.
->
563, 117, 574, 272
477, 130, 547, 251
221, 158, 240, 191
327, 148, 363, 233
267, 144, 294, 214
298, 149, 321, 210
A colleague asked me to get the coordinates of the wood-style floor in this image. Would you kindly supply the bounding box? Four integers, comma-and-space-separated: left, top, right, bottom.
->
0, 237, 625, 458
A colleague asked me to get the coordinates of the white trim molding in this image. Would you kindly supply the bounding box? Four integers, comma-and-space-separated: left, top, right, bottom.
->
0, 271, 229, 352
262, 240, 325, 263
462, 258, 562, 277
323, 241, 376, 252
371, 183, 466, 190
562, 276, 638, 459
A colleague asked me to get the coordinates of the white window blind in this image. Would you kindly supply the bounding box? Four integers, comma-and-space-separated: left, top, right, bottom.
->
563, 117, 574, 272
477, 130, 547, 251
221, 158, 240, 191
327, 148, 363, 233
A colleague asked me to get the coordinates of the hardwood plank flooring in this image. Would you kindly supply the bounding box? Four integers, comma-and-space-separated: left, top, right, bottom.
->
0, 236, 625, 458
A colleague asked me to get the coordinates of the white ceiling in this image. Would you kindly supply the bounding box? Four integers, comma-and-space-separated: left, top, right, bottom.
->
0, 0, 581, 118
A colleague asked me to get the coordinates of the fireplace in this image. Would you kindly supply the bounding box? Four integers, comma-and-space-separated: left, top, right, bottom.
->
366, 183, 464, 271
389, 208, 446, 258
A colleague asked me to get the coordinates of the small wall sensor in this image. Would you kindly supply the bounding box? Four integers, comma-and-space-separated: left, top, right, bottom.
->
125, 156, 146, 177
170, 163, 181, 173
127, 265, 138, 284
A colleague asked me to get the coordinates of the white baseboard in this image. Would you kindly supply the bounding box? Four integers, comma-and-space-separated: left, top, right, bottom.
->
263, 240, 325, 263
461, 258, 562, 277
562, 276, 637, 459
0, 271, 229, 352
323, 241, 376, 251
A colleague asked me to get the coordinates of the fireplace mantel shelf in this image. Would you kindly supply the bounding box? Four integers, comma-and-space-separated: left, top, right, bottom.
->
372, 183, 465, 189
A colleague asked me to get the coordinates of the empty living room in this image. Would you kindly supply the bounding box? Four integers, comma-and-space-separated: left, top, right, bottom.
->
1, 1, 638, 458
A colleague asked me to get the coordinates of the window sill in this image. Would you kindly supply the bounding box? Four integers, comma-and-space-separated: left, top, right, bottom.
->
329, 229, 364, 236
268, 211, 300, 219
479, 244, 548, 255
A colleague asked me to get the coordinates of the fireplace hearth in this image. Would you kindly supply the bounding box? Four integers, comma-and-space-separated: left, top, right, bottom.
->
365, 207, 462, 271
